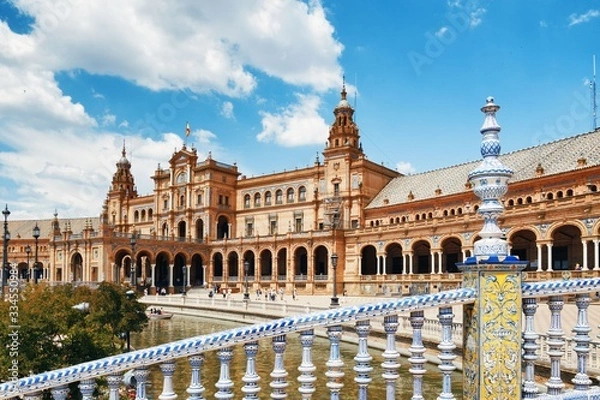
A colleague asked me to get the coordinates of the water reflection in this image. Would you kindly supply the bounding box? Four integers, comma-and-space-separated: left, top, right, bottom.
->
132, 315, 462, 399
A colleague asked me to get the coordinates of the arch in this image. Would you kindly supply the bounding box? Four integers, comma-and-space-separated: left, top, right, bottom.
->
212, 252, 224, 281
173, 253, 187, 293
275, 189, 283, 204
134, 210, 140, 222
440, 236, 462, 273
412, 240, 432, 274
190, 253, 205, 287
286, 187, 295, 203
243, 251, 256, 280
254, 192, 261, 207
155, 252, 171, 289
508, 228, 538, 270
293, 247, 308, 277
244, 194, 251, 208
260, 249, 273, 279
70, 252, 84, 282
360, 244, 377, 275
265, 191, 272, 205
195, 218, 204, 241
385, 242, 403, 274
549, 223, 584, 270
216, 215, 230, 239
276, 248, 287, 279
141, 209, 146, 221
298, 186, 307, 202
177, 221, 186, 241
313, 245, 328, 277
161, 222, 168, 237
227, 251, 239, 281
148, 208, 153, 219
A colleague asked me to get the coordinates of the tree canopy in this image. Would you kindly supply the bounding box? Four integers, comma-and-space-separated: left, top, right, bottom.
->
0, 282, 148, 381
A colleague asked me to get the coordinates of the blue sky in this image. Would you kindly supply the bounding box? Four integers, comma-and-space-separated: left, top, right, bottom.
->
0, 0, 598, 220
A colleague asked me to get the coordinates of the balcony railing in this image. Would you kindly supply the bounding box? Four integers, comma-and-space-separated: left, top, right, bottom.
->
3, 278, 600, 400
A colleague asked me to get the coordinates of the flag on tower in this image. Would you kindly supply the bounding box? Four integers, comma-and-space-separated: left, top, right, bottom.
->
185, 122, 191, 137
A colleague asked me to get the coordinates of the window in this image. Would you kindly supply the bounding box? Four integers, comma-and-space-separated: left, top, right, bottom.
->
333, 183, 340, 196
197, 194, 203, 206
265, 191, 272, 205
254, 193, 261, 207
294, 217, 302, 232
246, 222, 253, 237
298, 186, 307, 201
244, 194, 251, 208
134, 210, 139, 222
270, 220, 277, 235
276, 190, 283, 204
218, 195, 224, 205
163, 199, 168, 210
179, 195, 185, 207
225, 196, 230, 206
287, 188, 295, 203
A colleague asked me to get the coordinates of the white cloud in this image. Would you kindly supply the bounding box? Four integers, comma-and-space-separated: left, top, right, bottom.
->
221, 101, 234, 119
396, 161, 417, 175
435, 26, 449, 38
446, 0, 486, 29
568, 9, 600, 26
539, 20, 548, 28
100, 111, 117, 126
257, 93, 329, 147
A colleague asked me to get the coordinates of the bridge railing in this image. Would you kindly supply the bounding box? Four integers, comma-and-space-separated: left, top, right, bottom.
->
2, 278, 600, 399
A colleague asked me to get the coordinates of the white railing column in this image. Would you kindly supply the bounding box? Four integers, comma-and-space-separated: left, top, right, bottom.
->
106, 373, 122, 400
381, 315, 400, 400
159, 360, 177, 400
79, 378, 96, 400
546, 296, 565, 395
215, 347, 234, 399
522, 298, 540, 399
133, 367, 150, 400
242, 341, 260, 400
436, 307, 456, 400
297, 329, 316, 399
23, 393, 42, 400
409, 310, 426, 400
50, 385, 69, 400
354, 320, 372, 400
187, 355, 206, 400
572, 293, 592, 390
326, 325, 344, 400
270, 335, 288, 399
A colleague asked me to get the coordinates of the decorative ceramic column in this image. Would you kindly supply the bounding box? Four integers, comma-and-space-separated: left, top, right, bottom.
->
458, 97, 528, 400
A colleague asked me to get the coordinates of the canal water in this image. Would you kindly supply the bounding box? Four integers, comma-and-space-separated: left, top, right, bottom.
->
132, 314, 462, 399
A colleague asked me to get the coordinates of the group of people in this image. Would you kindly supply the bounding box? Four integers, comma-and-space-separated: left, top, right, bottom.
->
206, 285, 298, 301
148, 307, 163, 315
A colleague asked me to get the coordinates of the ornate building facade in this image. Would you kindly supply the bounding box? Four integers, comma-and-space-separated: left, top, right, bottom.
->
3, 90, 600, 296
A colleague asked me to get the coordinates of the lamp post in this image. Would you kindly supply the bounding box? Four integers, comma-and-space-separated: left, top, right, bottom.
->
330, 253, 339, 307
33, 223, 40, 284
2, 205, 10, 292
25, 245, 31, 281
130, 232, 137, 287
243, 260, 250, 301
181, 264, 187, 296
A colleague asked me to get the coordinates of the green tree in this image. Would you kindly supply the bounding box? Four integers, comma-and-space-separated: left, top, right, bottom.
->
0, 282, 148, 381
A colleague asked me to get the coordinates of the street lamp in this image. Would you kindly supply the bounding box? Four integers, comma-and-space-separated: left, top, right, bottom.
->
130, 232, 137, 287
2, 204, 10, 292
243, 260, 250, 301
330, 253, 339, 307
33, 222, 40, 284
25, 245, 31, 281
181, 264, 187, 296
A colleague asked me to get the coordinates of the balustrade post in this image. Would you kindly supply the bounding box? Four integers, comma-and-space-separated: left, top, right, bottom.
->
458, 96, 528, 399
325, 325, 344, 400
215, 346, 234, 399
298, 329, 316, 399
381, 315, 400, 399
242, 341, 260, 400
22, 393, 42, 400
133, 367, 150, 400
106, 373, 122, 400
546, 295, 565, 395
522, 298, 540, 398
78, 378, 96, 400
50, 385, 70, 400
572, 293, 592, 390
354, 319, 373, 400
270, 335, 288, 399
437, 307, 456, 400
409, 310, 426, 400
187, 355, 206, 400
159, 360, 177, 400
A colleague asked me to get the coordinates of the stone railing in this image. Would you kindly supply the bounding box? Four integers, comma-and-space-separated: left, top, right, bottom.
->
2, 279, 600, 399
